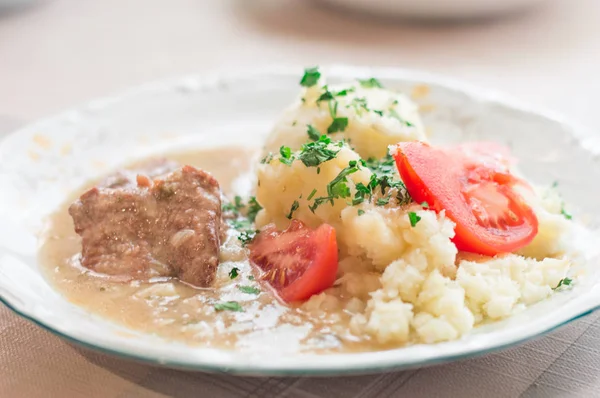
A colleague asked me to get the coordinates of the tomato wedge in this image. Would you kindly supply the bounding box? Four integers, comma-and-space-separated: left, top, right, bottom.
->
393, 141, 538, 256
249, 220, 338, 302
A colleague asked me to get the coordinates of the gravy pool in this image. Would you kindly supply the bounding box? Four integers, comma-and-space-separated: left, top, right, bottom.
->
38, 147, 378, 354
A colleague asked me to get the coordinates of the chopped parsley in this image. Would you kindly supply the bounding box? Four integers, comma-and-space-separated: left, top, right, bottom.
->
350, 97, 369, 112
372, 110, 384, 117
230, 219, 252, 230
248, 275, 255, 281
365, 153, 396, 175
358, 77, 383, 89
307, 188, 317, 201
561, 207, 572, 220
553, 277, 573, 290
222, 195, 245, 215
246, 196, 262, 222
352, 182, 371, 205
238, 285, 261, 295
317, 90, 334, 103
327, 117, 349, 134
300, 67, 321, 87
328, 98, 338, 118
389, 109, 414, 127
376, 197, 390, 206
260, 152, 274, 164
334, 88, 354, 96
309, 196, 335, 213
214, 301, 244, 312
364, 154, 412, 206
298, 135, 340, 167
228, 267, 240, 279
238, 229, 259, 246
310, 160, 361, 212
358, 209, 365, 216
408, 211, 421, 227
286, 200, 300, 219
317, 86, 355, 103
421, 201, 430, 209
307, 124, 321, 141
224, 196, 262, 223
279, 145, 294, 165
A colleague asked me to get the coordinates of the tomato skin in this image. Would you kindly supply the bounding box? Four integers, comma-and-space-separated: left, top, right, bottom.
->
249, 220, 338, 302
393, 141, 538, 256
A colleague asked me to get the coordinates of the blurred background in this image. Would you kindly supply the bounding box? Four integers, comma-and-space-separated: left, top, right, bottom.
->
1, 1, 600, 397
0, 0, 598, 130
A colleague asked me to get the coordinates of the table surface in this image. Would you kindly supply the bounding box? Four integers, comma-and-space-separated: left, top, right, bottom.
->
1, 0, 600, 397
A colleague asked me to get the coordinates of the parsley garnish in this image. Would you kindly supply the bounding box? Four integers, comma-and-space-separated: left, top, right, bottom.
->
350, 97, 369, 112
358, 209, 365, 216
307, 189, 317, 201
298, 135, 340, 167
230, 219, 252, 230
364, 154, 412, 206
248, 275, 255, 281
279, 145, 294, 165
328, 98, 338, 118
214, 301, 244, 312
553, 277, 573, 290
229, 267, 240, 279
328, 161, 360, 197
260, 153, 274, 164
309, 196, 335, 213
335, 88, 354, 96
317, 86, 355, 103
389, 109, 414, 127
287, 200, 300, 219
327, 117, 349, 134
307, 124, 321, 141
421, 201, 430, 209
317, 89, 334, 103
238, 285, 260, 295
300, 67, 321, 87
373, 110, 384, 117
310, 160, 361, 212
222, 195, 245, 215
238, 230, 259, 246
376, 197, 390, 206
408, 212, 421, 227
561, 207, 572, 220
358, 78, 383, 89
247, 196, 262, 222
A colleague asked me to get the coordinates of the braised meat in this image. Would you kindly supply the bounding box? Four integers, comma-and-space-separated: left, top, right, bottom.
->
69, 162, 222, 287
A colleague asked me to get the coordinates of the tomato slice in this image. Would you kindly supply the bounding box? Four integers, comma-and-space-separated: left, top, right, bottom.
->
393, 141, 538, 256
249, 220, 338, 302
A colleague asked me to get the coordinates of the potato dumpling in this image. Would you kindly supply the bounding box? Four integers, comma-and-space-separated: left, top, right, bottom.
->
262, 77, 426, 160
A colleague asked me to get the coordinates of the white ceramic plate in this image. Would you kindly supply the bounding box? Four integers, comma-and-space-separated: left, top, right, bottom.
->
316, 0, 554, 20
1, 65, 600, 376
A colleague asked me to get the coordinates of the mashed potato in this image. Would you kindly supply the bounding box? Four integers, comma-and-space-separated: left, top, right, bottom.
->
255, 71, 574, 346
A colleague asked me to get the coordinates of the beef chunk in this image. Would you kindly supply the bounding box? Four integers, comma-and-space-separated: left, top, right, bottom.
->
69, 163, 222, 287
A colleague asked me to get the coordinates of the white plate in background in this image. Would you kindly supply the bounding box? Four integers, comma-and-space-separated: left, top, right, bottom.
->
0, 65, 599, 375
317, 0, 554, 20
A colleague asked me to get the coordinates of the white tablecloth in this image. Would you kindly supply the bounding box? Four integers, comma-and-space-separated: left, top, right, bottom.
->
1, 1, 600, 396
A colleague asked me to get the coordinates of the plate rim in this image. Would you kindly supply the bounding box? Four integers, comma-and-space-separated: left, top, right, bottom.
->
1, 64, 600, 376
